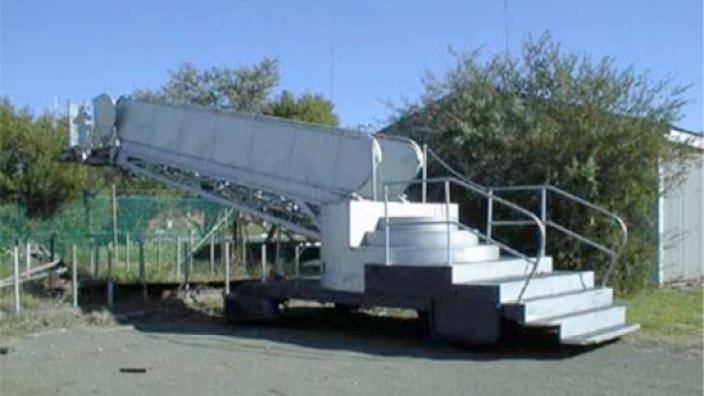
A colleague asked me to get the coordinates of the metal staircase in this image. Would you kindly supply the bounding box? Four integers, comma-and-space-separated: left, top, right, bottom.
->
361, 214, 639, 345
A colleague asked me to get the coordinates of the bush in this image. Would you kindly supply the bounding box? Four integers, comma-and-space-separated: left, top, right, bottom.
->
388, 33, 695, 294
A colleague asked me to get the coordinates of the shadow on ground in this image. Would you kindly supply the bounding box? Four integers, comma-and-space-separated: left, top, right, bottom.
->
74, 283, 602, 361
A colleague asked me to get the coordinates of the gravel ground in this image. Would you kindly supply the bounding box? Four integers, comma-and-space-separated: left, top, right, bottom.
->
1, 307, 702, 396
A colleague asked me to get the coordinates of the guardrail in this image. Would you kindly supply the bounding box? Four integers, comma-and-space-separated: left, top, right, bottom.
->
383, 176, 546, 302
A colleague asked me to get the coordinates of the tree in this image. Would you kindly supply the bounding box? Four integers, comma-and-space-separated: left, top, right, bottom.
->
389, 33, 693, 293
134, 59, 279, 113
268, 90, 339, 126
0, 99, 90, 217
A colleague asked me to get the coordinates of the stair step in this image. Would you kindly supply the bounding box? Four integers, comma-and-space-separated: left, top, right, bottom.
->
364, 229, 478, 247
561, 323, 641, 345
376, 217, 458, 233
470, 271, 595, 302
503, 287, 613, 323
362, 244, 500, 266
451, 257, 553, 284
528, 305, 627, 339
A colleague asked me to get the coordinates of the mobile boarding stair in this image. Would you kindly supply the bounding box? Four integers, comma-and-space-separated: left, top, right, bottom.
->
64, 94, 639, 346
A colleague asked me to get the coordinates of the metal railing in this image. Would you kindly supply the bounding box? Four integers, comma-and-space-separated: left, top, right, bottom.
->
414, 144, 627, 292
487, 184, 628, 287
383, 177, 546, 302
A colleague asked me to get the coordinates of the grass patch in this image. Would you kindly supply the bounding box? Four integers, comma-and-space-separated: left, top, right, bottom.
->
618, 284, 703, 351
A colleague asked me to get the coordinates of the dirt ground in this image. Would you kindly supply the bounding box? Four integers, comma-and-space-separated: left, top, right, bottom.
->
1, 301, 702, 396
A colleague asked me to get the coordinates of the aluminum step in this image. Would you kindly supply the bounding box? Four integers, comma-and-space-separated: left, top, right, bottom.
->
503, 287, 613, 323
451, 257, 553, 284
469, 271, 595, 302
362, 244, 500, 266
561, 323, 641, 345
364, 229, 478, 247
528, 305, 627, 339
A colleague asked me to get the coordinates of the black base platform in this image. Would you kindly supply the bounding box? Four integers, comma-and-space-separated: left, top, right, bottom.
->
224, 264, 503, 344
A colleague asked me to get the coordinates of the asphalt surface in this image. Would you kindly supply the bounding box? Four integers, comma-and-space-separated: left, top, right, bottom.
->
1, 308, 702, 396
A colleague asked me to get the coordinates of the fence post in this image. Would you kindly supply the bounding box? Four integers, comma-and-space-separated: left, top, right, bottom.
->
13, 242, 20, 314
89, 237, 95, 277
107, 242, 114, 308
275, 227, 282, 276
72, 245, 78, 308
261, 243, 267, 282
139, 240, 147, 301
176, 237, 182, 279
210, 233, 215, 276
126, 232, 131, 272
95, 242, 100, 278
25, 242, 31, 272
294, 244, 300, 279
224, 240, 231, 294
157, 233, 163, 271
185, 231, 193, 291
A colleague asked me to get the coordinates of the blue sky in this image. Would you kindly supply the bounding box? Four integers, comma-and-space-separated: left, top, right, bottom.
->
1, 0, 702, 131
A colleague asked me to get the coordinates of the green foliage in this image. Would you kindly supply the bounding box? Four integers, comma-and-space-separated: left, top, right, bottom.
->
0, 99, 90, 218
268, 90, 339, 126
390, 33, 693, 293
134, 58, 280, 113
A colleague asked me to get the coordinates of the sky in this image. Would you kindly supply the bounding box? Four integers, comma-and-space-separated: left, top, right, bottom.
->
1, 0, 702, 131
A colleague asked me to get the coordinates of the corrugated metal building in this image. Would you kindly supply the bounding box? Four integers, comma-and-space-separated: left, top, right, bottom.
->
656, 128, 704, 285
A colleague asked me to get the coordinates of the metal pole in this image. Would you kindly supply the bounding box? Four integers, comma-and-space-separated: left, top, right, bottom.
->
25, 242, 31, 272
94, 242, 100, 278
185, 232, 192, 291
157, 233, 163, 271
275, 227, 282, 276
486, 189, 494, 240
72, 245, 78, 308
139, 240, 147, 301
126, 232, 131, 272
107, 242, 114, 308
445, 180, 452, 266
261, 243, 267, 282
224, 241, 231, 294
90, 237, 96, 277
13, 243, 20, 314
422, 143, 428, 203
540, 187, 547, 224
209, 233, 215, 276
372, 152, 378, 201
111, 184, 119, 267
294, 244, 300, 279
384, 185, 390, 265
176, 237, 182, 279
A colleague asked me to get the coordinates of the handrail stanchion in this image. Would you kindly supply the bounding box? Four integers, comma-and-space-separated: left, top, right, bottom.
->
384, 186, 390, 266
444, 180, 452, 265
487, 189, 494, 240
540, 187, 547, 224
422, 143, 428, 203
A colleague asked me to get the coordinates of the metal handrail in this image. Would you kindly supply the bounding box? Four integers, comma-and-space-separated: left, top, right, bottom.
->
383, 177, 546, 302
489, 184, 628, 287
419, 145, 626, 291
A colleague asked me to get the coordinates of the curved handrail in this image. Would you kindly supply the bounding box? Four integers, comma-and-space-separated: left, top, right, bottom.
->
383, 176, 546, 302
420, 145, 627, 289
489, 184, 628, 287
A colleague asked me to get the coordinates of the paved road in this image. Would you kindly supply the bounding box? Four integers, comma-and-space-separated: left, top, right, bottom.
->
1, 308, 702, 396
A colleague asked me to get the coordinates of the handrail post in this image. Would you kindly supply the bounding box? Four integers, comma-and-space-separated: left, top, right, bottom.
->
372, 151, 378, 201
422, 143, 428, 203
384, 185, 390, 265
540, 187, 547, 224
486, 189, 494, 240
444, 180, 452, 266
